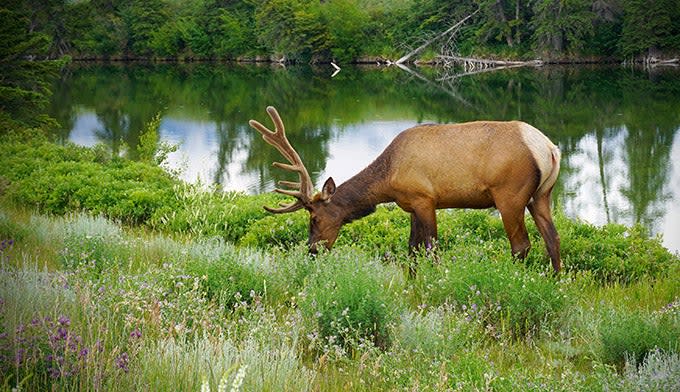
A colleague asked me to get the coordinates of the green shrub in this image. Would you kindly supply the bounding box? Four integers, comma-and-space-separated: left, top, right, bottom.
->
335, 205, 410, 255
599, 302, 680, 368
153, 185, 286, 242
262, 246, 317, 307
618, 349, 680, 392
561, 220, 675, 283
59, 214, 128, 273
185, 253, 268, 310
416, 250, 565, 338
437, 209, 507, 248
1, 139, 178, 225
239, 212, 308, 248
299, 249, 397, 355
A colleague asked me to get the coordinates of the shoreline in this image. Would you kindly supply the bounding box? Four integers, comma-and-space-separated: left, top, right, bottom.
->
61, 54, 679, 67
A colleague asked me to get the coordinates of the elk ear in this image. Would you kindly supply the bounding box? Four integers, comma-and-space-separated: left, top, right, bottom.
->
320, 177, 336, 202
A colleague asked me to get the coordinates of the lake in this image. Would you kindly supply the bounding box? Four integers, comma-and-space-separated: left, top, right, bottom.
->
49, 63, 680, 253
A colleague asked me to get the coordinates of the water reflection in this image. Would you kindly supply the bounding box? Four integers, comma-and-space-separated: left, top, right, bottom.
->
50, 63, 680, 252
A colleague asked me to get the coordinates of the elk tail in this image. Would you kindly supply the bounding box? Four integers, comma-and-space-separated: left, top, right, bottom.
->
535, 144, 561, 197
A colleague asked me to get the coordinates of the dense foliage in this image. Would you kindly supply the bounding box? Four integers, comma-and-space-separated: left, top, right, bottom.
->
0, 7, 65, 130
1, 3, 679, 389
0, 203, 678, 390
7, 0, 680, 62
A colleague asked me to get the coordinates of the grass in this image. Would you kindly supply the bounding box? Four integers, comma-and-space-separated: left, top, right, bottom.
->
1, 205, 678, 391
1, 131, 679, 391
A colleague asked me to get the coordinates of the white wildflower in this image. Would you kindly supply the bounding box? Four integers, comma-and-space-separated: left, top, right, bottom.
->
230, 365, 248, 392
200, 378, 210, 392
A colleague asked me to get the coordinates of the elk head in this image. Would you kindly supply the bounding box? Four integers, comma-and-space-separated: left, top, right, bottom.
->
249, 106, 341, 253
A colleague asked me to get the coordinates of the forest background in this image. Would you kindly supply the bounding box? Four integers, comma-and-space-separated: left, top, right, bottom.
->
9, 0, 680, 64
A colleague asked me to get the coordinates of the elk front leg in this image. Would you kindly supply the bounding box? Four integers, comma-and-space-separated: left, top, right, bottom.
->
409, 204, 438, 252
407, 206, 437, 277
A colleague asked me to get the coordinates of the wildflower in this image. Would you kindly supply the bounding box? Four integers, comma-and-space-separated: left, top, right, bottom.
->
15, 348, 25, 365
49, 367, 61, 379
218, 371, 229, 392
231, 365, 248, 392
58, 315, 71, 326
116, 352, 130, 373
201, 378, 210, 392
130, 328, 142, 339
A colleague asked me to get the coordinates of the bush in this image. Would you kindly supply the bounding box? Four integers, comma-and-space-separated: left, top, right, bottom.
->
599, 302, 680, 368
152, 185, 286, 243
59, 214, 128, 274
239, 212, 308, 248
299, 249, 397, 355
619, 349, 680, 392
0, 139, 178, 225
416, 249, 565, 338
335, 205, 410, 255
561, 220, 675, 283
185, 252, 268, 311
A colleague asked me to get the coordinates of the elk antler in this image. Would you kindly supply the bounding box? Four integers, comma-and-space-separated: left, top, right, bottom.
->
249, 106, 314, 213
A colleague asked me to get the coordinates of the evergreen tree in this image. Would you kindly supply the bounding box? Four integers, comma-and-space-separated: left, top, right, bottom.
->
0, 5, 64, 130
620, 0, 680, 57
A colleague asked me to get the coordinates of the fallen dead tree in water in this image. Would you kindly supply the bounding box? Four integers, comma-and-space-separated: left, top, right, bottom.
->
394, 9, 479, 65
435, 56, 543, 71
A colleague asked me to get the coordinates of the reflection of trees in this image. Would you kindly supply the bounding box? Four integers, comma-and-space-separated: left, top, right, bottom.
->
94, 107, 129, 156
48, 69, 76, 142
49, 62, 680, 233
622, 125, 673, 229
51, 64, 168, 158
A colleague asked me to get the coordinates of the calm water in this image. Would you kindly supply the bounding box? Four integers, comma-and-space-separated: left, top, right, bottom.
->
49, 63, 680, 253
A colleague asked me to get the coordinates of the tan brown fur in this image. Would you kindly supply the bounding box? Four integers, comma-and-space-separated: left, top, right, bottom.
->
251, 108, 562, 273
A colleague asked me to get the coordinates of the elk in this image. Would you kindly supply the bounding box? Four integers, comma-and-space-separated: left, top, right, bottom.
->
249, 106, 562, 272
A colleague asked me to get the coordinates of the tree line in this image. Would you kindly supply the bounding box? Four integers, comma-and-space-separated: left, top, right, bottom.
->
8, 0, 680, 63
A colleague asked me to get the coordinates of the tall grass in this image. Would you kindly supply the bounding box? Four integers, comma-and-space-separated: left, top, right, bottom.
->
1, 206, 679, 391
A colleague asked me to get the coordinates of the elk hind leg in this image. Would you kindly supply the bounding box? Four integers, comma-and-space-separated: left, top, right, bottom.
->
528, 193, 561, 272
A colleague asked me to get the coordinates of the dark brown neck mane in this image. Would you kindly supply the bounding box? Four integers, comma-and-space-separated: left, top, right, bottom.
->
333, 152, 393, 224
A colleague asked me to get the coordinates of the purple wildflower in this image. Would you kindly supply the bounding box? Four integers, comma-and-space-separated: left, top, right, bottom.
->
94, 340, 103, 353
116, 352, 130, 373
58, 315, 71, 326
49, 367, 61, 379
130, 329, 142, 339
15, 348, 25, 365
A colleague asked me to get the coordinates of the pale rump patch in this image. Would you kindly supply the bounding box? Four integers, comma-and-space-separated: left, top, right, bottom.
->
519, 122, 561, 197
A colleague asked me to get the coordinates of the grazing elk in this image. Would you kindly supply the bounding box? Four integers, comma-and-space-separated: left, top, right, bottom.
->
249, 106, 562, 272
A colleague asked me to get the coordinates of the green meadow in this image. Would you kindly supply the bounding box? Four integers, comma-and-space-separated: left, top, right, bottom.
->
1, 130, 678, 391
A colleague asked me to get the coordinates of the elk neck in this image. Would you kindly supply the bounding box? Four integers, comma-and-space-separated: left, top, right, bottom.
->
330, 153, 394, 225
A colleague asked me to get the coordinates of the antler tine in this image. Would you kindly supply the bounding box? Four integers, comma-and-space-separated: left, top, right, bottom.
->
263, 200, 305, 214
249, 106, 314, 210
